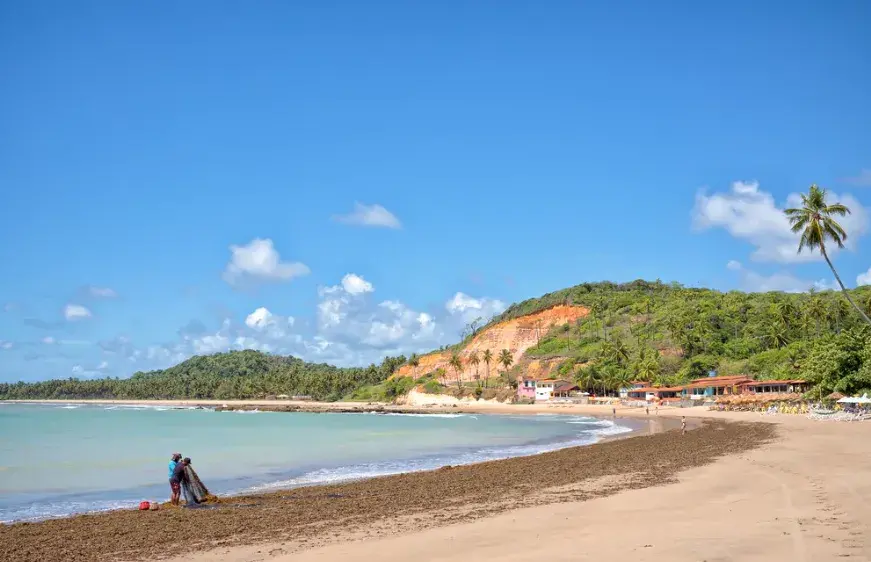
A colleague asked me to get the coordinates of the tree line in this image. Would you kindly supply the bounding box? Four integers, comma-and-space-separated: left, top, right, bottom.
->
0, 350, 408, 402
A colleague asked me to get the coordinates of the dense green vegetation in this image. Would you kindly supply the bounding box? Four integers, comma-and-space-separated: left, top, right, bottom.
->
0, 350, 407, 402
4, 282, 871, 401
517, 280, 871, 397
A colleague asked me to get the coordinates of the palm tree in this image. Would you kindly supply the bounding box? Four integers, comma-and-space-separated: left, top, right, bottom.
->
575, 365, 599, 394
408, 354, 420, 379
785, 184, 871, 326
498, 349, 514, 388
765, 321, 789, 349
448, 351, 463, 389
482, 349, 493, 389
468, 351, 480, 381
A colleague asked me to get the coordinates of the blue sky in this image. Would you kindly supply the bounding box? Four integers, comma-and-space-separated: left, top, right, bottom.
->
1, 1, 869, 381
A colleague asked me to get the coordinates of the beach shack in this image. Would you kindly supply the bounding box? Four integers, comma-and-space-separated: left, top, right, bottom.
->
551, 383, 580, 399
627, 386, 684, 401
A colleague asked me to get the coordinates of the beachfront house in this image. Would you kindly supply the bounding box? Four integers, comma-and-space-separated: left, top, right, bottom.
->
517, 378, 537, 400
534, 379, 571, 401
739, 379, 809, 394
682, 375, 752, 400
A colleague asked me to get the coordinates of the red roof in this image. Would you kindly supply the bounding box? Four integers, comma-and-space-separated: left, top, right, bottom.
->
553, 384, 579, 393
740, 379, 807, 386
686, 375, 752, 388
628, 386, 685, 393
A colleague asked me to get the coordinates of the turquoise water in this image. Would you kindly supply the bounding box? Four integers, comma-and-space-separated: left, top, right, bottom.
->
0, 403, 634, 523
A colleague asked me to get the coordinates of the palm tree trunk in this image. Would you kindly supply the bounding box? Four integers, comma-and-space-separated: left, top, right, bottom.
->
821, 245, 871, 326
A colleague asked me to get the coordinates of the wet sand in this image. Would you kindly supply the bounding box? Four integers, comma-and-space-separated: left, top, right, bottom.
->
0, 419, 773, 562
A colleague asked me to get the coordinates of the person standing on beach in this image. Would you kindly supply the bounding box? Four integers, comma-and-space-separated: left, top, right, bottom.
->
169, 454, 187, 505
681, 416, 686, 435
645, 405, 649, 415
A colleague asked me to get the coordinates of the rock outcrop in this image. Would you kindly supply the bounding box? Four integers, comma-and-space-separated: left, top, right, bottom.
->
395, 305, 589, 384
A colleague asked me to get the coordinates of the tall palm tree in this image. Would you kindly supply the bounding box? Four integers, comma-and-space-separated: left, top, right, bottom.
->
468, 350, 480, 381
575, 366, 599, 394
482, 349, 493, 389
408, 354, 420, 379
498, 349, 514, 388
448, 351, 463, 389
785, 184, 871, 326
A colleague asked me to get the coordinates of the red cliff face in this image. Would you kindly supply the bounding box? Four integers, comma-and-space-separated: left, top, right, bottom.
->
395, 305, 590, 384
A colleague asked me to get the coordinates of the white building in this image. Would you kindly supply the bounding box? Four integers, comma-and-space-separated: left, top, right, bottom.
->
534, 379, 570, 401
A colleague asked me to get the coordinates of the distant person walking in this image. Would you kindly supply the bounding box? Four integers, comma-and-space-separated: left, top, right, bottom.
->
612, 406, 616, 417
655, 405, 659, 416
168, 453, 182, 505
681, 416, 687, 435
645, 406, 649, 415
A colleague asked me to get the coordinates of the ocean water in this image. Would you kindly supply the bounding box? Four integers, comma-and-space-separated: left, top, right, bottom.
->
0, 403, 634, 523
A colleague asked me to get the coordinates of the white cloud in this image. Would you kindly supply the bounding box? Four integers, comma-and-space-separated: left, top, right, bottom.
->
333, 202, 401, 229
42, 336, 55, 345
245, 307, 275, 330
88, 286, 117, 298
858, 267, 871, 286
693, 181, 869, 263
71, 363, 107, 378
64, 304, 92, 321
0, 341, 13, 350
3, 303, 15, 313
727, 261, 835, 293
844, 169, 871, 187
89, 274, 506, 373
445, 292, 506, 324
223, 238, 310, 287
342, 273, 374, 295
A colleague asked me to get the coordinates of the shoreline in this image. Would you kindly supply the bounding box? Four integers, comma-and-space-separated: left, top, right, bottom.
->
4, 397, 709, 419
1, 403, 672, 525
1, 417, 772, 562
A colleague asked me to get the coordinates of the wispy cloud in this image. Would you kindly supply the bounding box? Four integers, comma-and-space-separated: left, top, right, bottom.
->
64, 304, 92, 321
333, 202, 402, 229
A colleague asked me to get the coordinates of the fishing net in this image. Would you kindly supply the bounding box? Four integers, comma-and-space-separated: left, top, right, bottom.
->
181, 464, 211, 505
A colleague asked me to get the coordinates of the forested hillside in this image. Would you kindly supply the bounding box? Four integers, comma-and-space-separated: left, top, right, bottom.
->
3, 280, 871, 402
509, 280, 871, 397
0, 350, 407, 401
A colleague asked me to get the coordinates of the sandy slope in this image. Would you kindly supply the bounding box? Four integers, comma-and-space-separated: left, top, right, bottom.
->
176, 410, 871, 562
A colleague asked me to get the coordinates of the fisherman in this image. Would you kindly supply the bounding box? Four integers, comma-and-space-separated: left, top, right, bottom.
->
170, 456, 190, 505
168, 453, 182, 505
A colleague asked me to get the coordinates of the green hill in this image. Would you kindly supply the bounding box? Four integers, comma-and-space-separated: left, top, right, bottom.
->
3, 280, 871, 401
0, 350, 406, 402
503, 280, 871, 397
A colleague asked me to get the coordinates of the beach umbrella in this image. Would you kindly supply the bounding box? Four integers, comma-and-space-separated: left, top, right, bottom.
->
827, 392, 845, 401
838, 397, 859, 404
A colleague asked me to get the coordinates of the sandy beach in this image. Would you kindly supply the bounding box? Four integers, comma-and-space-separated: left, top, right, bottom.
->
4, 403, 870, 561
